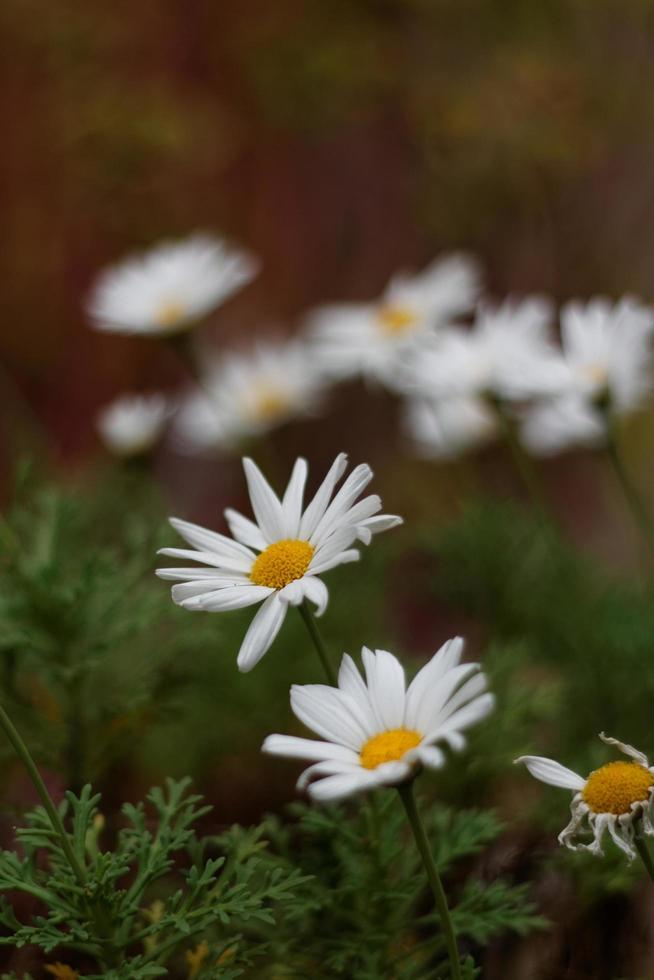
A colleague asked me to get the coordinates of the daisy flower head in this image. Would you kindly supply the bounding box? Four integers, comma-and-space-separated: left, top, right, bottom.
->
173, 339, 326, 453
516, 733, 654, 859
403, 394, 497, 459
86, 233, 259, 337
156, 455, 403, 671
96, 393, 170, 457
263, 637, 494, 802
306, 254, 481, 389
520, 297, 654, 455
403, 296, 561, 404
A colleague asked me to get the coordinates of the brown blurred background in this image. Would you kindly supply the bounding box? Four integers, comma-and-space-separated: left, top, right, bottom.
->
3, 0, 654, 476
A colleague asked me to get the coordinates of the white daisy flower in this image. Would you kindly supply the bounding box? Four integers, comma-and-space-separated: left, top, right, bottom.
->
156, 455, 402, 671
520, 297, 654, 455
404, 296, 562, 403
262, 637, 494, 802
86, 233, 259, 337
403, 394, 497, 459
96, 393, 170, 457
516, 733, 654, 860
173, 340, 326, 453
306, 254, 481, 389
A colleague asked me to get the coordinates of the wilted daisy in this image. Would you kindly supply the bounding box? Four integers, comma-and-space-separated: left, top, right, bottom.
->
263, 637, 494, 802
86, 233, 258, 336
306, 254, 480, 389
96, 393, 170, 457
404, 296, 561, 404
173, 340, 326, 453
520, 297, 654, 455
403, 394, 497, 459
516, 733, 654, 859
157, 455, 402, 671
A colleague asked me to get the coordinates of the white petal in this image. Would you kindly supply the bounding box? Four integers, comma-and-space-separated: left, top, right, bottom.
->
417, 745, 446, 769
291, 685, 369, 748
242, 458, 285, 543
297, 759, 363, 791
358, 514, 403, 538
406, 660, 477, 734
309, 464, 374, 544
237, 593, 287, 671
405, 637, 464, 725
299, 453, 349, 539
179, 584, 272, 611
278, 580, 305, 606
170, 579, 248, 601
425, 691, 495, 742
301, 576, 329, 616
282, 458, 308, 537
156, 567, 250, 582
157, 546, 253, 574
373, 759, 414, 785
361, 648, 407, 730
261, 734, 358, 764
307, 770, 379, 803
599, 732, 649, 767
309, 548, 360, 576
224, 508, 268, 551
169, 517, 256, 562
515, 755, 586, 791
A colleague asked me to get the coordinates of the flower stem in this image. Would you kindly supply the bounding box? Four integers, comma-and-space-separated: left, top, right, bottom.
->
635, 833, 654, 884
605, 427, 654, 559
0, 702, 87, 887
397, 781, 461, 980
298, 600, 338, 686
488, 396, 551, 522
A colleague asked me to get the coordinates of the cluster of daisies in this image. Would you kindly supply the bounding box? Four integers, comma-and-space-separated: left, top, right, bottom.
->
155, 451, 654, 862
87, 232, 654, 461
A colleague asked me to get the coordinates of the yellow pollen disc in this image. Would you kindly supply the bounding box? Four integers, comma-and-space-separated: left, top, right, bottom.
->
155, 299, 186, 329
582, 362, 609, 386
360, 728, 422, 770
251, 388, 291, 422
250, 539, 314, 590
377, 304, 418, 335
582, 761, 653, 815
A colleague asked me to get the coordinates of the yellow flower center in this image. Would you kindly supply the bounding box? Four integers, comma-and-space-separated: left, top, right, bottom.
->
582, 362, 609, 386
250, 539, 314, 590
582, 761, 653, 815
155, 299, 186, 329
360, 728, 422, 770
377, 304, 418, 335
250, 387, 291, 422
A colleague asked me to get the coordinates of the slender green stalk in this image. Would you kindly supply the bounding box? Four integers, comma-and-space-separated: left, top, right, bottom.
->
635, 833, 654, 884
488, 396, 551, 522
605, 427, 654, 559
298, 600, 338, 686
0, 703, 87, 887
397, 781, 461, 980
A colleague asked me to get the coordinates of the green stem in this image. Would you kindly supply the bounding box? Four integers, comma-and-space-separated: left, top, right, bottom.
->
397, 781, 461, 980
298, 600, 338, 686
488, 396, 551, 522
0, 703, 87, 887
606, 427, 654, 559
635, 833, 654, 884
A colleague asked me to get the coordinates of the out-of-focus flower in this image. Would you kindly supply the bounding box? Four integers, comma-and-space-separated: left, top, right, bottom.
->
157, 455, 402, 671
516, 733, 654, 860
403, 296, 560, 403
306, 254, 480, 388
173, 340, 325, 453
186, 940, 210, 979
86, 234, 259, 336
96, 393, 170, 457
45, 966, 79, 980
520, 298, 654, 454
403, 395, 497, 459
263, 637, 494, 803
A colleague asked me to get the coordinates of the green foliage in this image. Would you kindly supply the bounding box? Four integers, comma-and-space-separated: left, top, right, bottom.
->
260, 793, 545, 978
0, 778, 308, 978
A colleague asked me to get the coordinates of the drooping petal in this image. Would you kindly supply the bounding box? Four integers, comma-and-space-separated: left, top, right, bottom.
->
237, 593, 287, 671
300, 576, 329, 616
297, 759, 364, 791
307, 770, 379, 803
515, 755, 586, 791
242, 458, 285, 543
599, 732, 649, 768
278, 580, 305, 606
